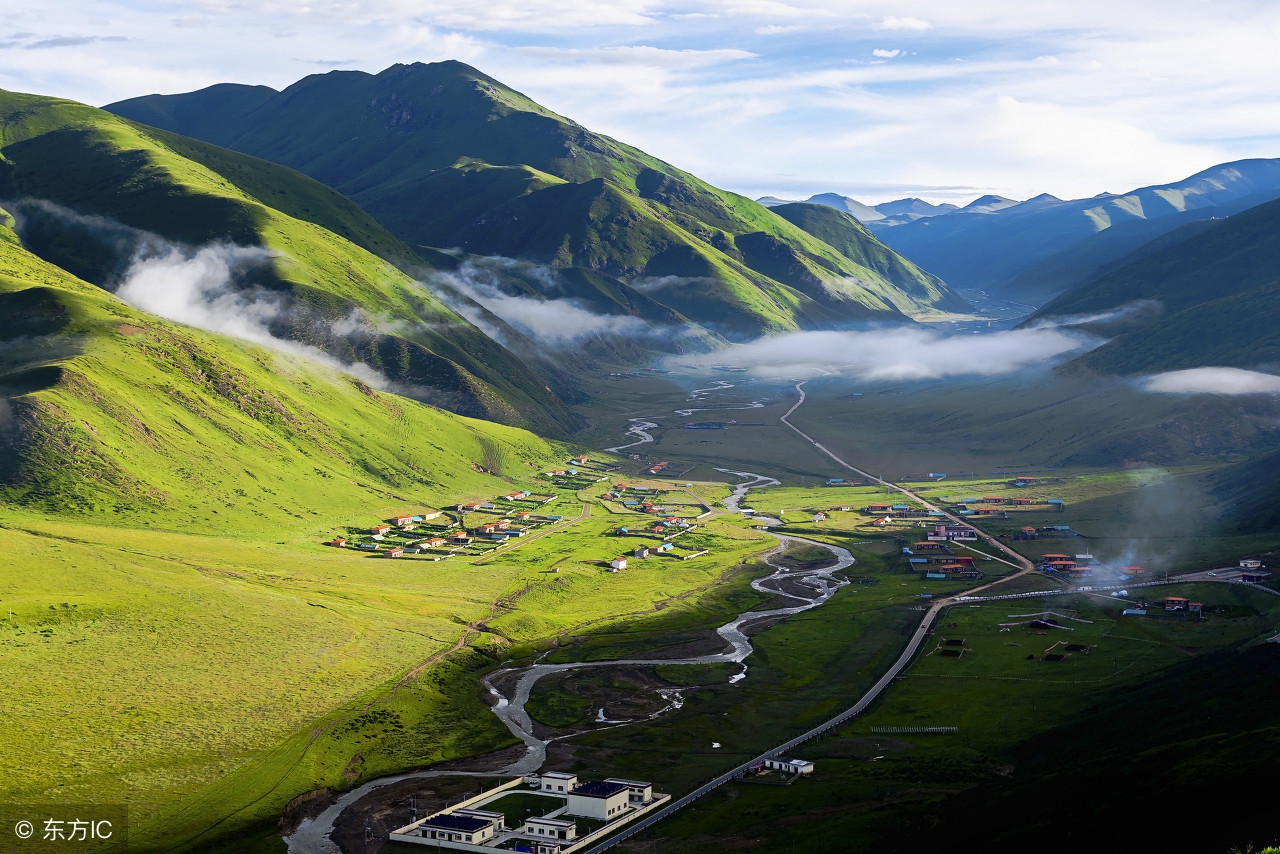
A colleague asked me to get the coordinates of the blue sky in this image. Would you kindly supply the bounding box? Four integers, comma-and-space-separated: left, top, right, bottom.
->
4, 1, 1280, 204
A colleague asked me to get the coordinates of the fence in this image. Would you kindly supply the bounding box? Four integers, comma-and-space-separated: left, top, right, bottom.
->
869, 726, 957, 734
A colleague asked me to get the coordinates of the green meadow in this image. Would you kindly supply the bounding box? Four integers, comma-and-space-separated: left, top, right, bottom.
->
628, 579, 1280, 852
0, 456, 775, 851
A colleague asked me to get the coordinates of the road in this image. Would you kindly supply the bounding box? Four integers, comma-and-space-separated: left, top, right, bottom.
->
580, 583, 946, 853
579, 381, 1052, 852
585, 380, 1280, 852
780, 380, 1039, 580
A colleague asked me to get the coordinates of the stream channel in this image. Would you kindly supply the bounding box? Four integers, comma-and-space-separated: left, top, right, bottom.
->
287, 426, 845, 854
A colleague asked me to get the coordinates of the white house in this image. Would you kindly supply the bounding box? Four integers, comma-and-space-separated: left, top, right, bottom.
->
415, 812, 501, 844
764, 757, 814, 775
633, 546, 650, 559
566, 780, 632, 820
610, 556, 628, 571
813, 512, 827, 522
538, 772, 578, 794
523, 817, 576, 844
605, 778, 653, 806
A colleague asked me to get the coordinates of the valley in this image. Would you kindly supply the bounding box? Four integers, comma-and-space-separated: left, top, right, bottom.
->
4, 48, 1280, 854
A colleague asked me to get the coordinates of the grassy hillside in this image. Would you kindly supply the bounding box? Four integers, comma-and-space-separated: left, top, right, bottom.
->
904, 642, 1280, 854
770, 202, 968, 315
0, 227, 790, 850
0, 88, 580, 434
106, 61, 968, 339
1036, 196, 1280, 375
0, 236, 565, 529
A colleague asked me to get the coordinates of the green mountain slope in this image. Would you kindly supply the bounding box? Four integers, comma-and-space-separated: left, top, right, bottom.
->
1031, 196, 1280, 375
0, 228, 567, 528
0, 89, 581, 433
106, 61, 968, 339
769, 202, 969, 314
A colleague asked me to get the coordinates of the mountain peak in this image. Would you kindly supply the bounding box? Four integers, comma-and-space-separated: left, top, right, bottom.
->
965, 194, 1017, 208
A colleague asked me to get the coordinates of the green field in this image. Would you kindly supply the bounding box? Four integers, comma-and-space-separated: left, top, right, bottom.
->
0, 471, 776, 851
632, 582, 1280, 852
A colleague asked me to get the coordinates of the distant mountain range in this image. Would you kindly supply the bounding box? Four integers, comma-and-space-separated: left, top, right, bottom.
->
107, 61, 967, 340
865, 160, 1280, 303
757, 192, 1022, 224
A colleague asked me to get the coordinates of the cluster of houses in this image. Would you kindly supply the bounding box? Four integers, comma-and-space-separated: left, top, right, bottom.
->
329, 484, 572, 558
600, 481, 713, 570
949, 495, 1065, 516
544, 457, 612, 488
903, 541, 982, 580
391, 773, 663, 853
860, 502, 934, 519
1037, 552, 1096, 579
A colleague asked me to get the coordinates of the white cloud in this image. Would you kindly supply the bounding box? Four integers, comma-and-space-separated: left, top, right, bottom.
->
424, 259, 655, 347
116, 241, 390, 387
674, 325, 1095, 379
1138, 367, 1280, 395
516, 45, 756, 68
5, 0, 1280, 205
756, 24, 801, 35
877, 16, 931, 31
872, 48, 901, 58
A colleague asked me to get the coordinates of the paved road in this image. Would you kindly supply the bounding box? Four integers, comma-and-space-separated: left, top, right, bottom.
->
580, 591, 947, 853
579, 381, 1053, 852
779, 381, 1039, 579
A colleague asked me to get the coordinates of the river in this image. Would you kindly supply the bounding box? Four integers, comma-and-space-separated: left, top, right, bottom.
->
284, 471, 848, 854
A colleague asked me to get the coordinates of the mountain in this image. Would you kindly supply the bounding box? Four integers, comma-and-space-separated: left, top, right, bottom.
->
1030, 195, 1280, 375
869, 159, 1280, 301
0, 88, 584, 435
0, 186, 567, 529
757, 192, 886, 222
767, 203, 968, 313
999, 185, 1280, 306
872, 197, 959, 223
962, 194, 1019, 213
105, 61, 967, 340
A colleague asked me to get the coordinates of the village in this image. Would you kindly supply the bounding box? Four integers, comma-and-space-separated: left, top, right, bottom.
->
322, 456, 720, 571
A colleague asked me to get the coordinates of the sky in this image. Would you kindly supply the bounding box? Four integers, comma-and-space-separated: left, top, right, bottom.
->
4, 1, 1280, 205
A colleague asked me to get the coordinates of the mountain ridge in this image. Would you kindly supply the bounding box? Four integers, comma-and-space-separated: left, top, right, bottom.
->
106, 61, 968, 339
868, 158, 1280, 301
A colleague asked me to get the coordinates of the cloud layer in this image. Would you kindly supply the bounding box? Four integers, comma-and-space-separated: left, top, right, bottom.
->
1138, 367, 1280, 395
115, 241, 389, 387
422, 258, 655, 347
676, 325, 1094, 379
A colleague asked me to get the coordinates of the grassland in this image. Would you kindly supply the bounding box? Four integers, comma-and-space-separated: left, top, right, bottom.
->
630, 581, 1280, 852
0, 465, 781, 851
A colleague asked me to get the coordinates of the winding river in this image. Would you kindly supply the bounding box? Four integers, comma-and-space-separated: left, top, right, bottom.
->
285, 472, 849, 854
